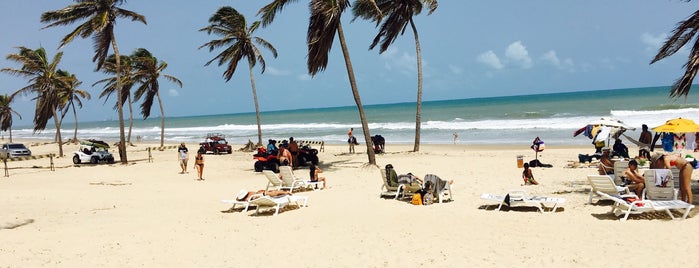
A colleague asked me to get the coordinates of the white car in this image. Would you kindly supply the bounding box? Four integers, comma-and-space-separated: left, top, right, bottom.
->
1, 143, 32, 158
72, 140, 115, 164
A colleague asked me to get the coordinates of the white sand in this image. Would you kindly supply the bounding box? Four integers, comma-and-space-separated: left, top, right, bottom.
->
1, 141, 698, 267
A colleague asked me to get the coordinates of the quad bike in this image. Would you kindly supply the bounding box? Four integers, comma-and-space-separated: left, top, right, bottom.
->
295, 144, 319, 166
253, 147, 280, 173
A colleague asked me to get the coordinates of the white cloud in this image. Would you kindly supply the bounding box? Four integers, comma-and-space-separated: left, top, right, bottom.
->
448, 64, 462, 74
298, 74, 312, 81
266, 66, 291, 76
168, 89, 179, 97
477, 50, 504, 70
641, 32, 666, 52
541, 50, 575, 72
380, 47, 417, 74
505, 41, 533, 69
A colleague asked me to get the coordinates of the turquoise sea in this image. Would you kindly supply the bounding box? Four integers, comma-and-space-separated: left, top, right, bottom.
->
12, 86, 699, 146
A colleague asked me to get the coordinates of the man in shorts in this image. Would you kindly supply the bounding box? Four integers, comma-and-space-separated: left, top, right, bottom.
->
178, 142, 189, 174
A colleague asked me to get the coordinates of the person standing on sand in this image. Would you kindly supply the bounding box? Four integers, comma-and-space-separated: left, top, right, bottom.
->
178, 142, 189, 174
453, 132, 458, 144
638, 124, 652, 160
194, 150, 204, 180
348, 128, 355, 153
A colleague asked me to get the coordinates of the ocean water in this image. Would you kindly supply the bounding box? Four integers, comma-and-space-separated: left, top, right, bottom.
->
11, 86, 699, 146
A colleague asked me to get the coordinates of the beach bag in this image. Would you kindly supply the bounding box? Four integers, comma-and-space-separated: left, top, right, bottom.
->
423, 192, 434, 205
411, 193, 423, 205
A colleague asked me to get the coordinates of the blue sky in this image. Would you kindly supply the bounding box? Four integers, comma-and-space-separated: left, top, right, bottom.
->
0, 0, 697, 125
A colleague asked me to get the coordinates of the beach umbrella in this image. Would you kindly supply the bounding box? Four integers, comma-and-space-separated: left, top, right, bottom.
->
652, 117, 699, 133
588, 117, 636, 130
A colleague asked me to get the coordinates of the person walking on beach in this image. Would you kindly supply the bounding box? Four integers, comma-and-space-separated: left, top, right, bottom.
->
194, 150, 205, 180
178, 142, 189, 174
348, 128, 356, 153
453, 132, 458, 144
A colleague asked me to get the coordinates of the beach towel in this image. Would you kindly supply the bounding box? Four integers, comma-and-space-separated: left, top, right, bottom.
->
662, 133, 674, 152
654, 169, 671, 187
674, 133, 686, 151
594, 126, 611, 143
686, 132, 696, 151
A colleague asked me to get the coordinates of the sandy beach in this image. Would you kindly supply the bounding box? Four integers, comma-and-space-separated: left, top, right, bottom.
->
1, 140, 698, 267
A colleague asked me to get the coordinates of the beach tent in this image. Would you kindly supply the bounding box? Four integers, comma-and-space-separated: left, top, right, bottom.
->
573, 117, 634, 148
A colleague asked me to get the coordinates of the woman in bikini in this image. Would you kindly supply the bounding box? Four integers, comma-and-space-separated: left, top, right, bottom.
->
194, 151, 204, 180
309, 164, 327, 189
522, 163, 539, 185
235, 189, 292, 201
651, 152, 694, 204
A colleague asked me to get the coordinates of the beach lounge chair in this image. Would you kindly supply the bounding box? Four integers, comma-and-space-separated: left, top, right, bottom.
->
249, 195, 309, 216
279, 166, 320, 192
379, 169, 404, 199
587, 175, 634, 204
480, 190, 565, 213
612, 160, 628, 185
642, 169, 678, 200
221, 190, 264, 212
262, 170, 284, 191
594, 191, 694, 221
423, 174, 453, 203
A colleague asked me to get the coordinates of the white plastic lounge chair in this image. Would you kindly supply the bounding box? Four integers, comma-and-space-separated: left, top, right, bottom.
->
595, 191, 694, 221
612, 160, 628, 185
379, 169, 403, 199
279, 166, 320, 192
262, 170, 284, 191
423, 174, 453, 203
221, 190, 264, 212
249, 195, 308, 216
480, 190, 565, 213
587, 175, 634, 204
642, 169, 677, 200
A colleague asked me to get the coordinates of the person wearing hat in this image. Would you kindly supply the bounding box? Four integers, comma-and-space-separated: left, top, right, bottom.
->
597, 147, 614, 175
622, 159, 645, 197
650, 152, 694, 204
177, 142, 189, 174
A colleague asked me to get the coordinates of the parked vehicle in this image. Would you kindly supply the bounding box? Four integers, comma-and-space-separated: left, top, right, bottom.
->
253, 147, 280, 173
72, 139, 115, 164
199, 133, 233, 154
1, 143, 32, 158
295, 143, 319, 166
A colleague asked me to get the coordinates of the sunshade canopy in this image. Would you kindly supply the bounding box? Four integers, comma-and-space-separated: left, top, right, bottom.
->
653, 118, 699, 133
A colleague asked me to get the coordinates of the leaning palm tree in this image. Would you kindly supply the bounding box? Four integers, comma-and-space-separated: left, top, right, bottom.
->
0, 47, 67, 156
56, 70, 91, 143
94, 54, 137, 144
651, 7, 699, 98
41, 0, 147, 163
130, 48, 183, 148
0, 94, 22, 143
200, 6, 277, 146
258, 0, 378, 164
353, 0, 437, 152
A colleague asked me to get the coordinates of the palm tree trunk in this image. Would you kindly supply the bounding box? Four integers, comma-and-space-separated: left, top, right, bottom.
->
249, 62, 263, 146
337, 22, 376, 164
72, 103, 79, 143
53, 111, 63, 156
127, 94, 134, 145
156, 90, 166, 148
9, 127, 12, 143
410, 19, 423, 152
111, 37, 128, 163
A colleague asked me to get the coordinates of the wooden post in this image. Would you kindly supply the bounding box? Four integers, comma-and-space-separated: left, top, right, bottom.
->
3, 157, 7, 177
50, 154, 55, 171
148, 147, 153, 163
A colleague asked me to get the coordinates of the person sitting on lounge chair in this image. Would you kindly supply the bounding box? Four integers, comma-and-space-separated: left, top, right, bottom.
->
597, 148, 614, 175
309, 164, 327, 189
236, 189, 292, 202
621, 159, 645, 197
397, 172, 423, 193
650, 152, 695, 204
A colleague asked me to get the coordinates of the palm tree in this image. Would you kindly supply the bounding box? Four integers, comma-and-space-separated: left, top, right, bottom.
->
130, 48, 182, 148
651, 7, 699, 98
41, 0, 147, 163
353, 0, 437, 152
0, 94, 21, 142
94, 54, 137, 144
200, 6, 277, 146
0, 47, 67, 156
258, 0, 378, 164
56, 70, 91, 143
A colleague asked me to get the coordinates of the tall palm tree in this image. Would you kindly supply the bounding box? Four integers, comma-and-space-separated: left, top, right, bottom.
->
200, 6, 277, 146
0, 94, 21, 143
41, 0, 147, 163
353, 0, 437, 152
56, 70, 91, 143
651, 7, 699, 98
258, 0, 378, 164
94, 54, 137, 144
0, 47, 67, 156
130, 48, 183, 148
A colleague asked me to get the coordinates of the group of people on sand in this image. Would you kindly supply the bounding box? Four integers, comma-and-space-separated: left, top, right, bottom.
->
234, 163, 327, 203
266, 137, 300, 168
384, 164, 454, 205
178, 143, 205, 181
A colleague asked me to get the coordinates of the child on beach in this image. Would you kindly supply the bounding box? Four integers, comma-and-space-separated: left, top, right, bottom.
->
194, 151, 204, 180
522, 163, 539, 185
